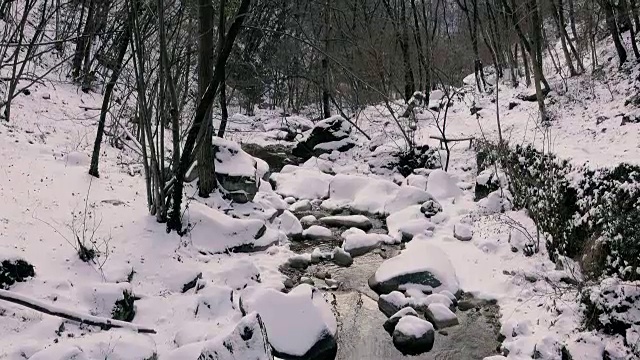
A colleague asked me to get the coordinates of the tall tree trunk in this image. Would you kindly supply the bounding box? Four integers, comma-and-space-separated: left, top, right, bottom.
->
72, 0, 96, 81
521, 41, 532, 86
620, 0, 640, 58
89, 10, 132, 177
551, 0, 577, 76
322, 0, 331, 118
528, 0, 547, 121
568, 0, 579, 41
600, 0, 628, 64
401, 0, 415, 101
168, 0, 251, 233
630, 0, 640, 30
196, 0, 216, 197
217, 0, 229, 138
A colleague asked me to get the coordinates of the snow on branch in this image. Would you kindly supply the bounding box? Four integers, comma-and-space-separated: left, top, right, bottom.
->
0, 289, 156, 334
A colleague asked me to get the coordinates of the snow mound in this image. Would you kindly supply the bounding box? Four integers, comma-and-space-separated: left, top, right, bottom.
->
186, 202, 282, 254
370, 240, 459, 294
270, 166, 333, 200
303, 225, 334, 240
240, 284, 337, 358
386, 205, 435, 242
274, 210, 303, 238
319, 214, 372, 230
323, 174, 434, 215
342, 233, 392, 257
166, 312, 273, 360
426, 169, 462, 200
213, 137, 257, 177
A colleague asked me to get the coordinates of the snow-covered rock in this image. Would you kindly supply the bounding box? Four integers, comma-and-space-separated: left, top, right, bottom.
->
212, 137, 262, 203
392, 316, 435, 355
340, 227, 366, 239
166, 312, 273, 360
186, 202, 282, 254
426, 169, 462, 200
302, 156, 334, 174
378, 291, 409, 317
207, 259, 261, 290
271, 167, 333, 200
453, 222, 473, 241
342, 233, 392, 257
386, 205, 435, 242
274, 210, 303, 239
331, 247, 353, 267
240, 284, 337, 359
369, 240, 459, 294
302, 225, 334, 240
80, 282, 133, 320
424, 303, 459, 329
289, 199, 312, 212
406, 174, 428, 191
292, 115, 355, 159
319, 214, 373, 230
383, 307, 419, 334
300, 214, 317, 227
322, 174, 434, 216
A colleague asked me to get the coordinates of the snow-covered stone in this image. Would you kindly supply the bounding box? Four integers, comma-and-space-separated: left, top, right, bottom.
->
302, 156, 334, 174
271, 167, 333, 200
212, 137, 262, 203
406, 174, 428, 191
186, 203, 282, 254
207, 259, 261, 290
287, 254, 311, 270
424, 303, 459, 329
319, 214, 373, 230
292, 115, 355, 159
340, 227, 366, 239
369, 240, 459, 295
453, 223, 473, 241
332, 247, 353, 267
386, 205, 435, 242
240, 284, 337, 359
166, 312, 273, 360
289, 199, 312, 212
392, 316, 435, 355
284, 197, 296, 204
426, 169, 462, 200
384, 185, 435, 214
383, 307, 419, 334
300, 215, 317, 227
378, 291, 409, 317
342, 233, 392, 257
302, 225, 334, 240
275, 210, 303, 239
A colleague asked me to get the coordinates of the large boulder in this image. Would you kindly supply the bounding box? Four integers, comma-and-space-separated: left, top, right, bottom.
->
392, 316, 436, 355
369, 240, 459, 295
166, 312, 273, 360
271, 166, 333, 200
319, 215, 373, 230
383, 307, 419, 334
426, 169, 462, 200
212, 138, 264, 203
292, 116, 355, 159
240, 284, 338, 360
186, 202, 283, 254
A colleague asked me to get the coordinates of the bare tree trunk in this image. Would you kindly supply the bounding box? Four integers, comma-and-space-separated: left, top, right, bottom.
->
168, 0, 251, 233
528, 0, 547, 121
521, 41, 532, 87
551, 0, 578, 76
401, 0, 415, 101
89, 10, 132, 178
196, 0, 216, 197
217, 0, 228, 138
600, 0, 628, 64
322, 0, 331, 118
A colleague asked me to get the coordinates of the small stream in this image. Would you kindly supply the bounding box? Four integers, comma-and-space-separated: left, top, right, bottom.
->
244, 142, 502, 360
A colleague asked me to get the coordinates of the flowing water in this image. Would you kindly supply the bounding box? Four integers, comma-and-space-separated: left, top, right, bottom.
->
245, 143, 502, 360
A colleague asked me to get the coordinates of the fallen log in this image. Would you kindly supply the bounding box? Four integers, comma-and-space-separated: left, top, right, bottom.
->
0, 289, 156, 334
